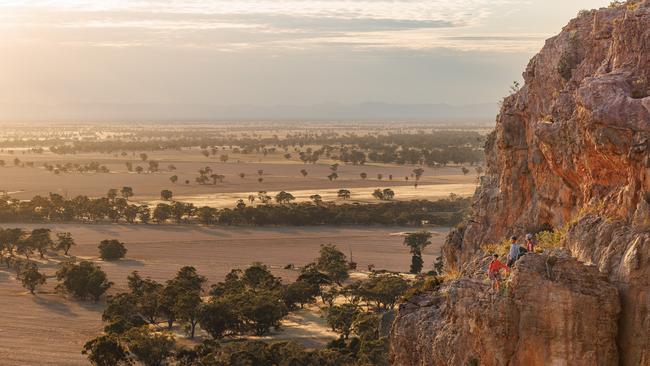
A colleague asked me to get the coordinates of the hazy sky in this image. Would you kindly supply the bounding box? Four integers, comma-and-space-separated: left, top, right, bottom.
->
0, 0, 611, 121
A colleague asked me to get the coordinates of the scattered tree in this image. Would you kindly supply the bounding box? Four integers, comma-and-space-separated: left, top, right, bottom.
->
121, 187, 134, 200
327, 303, 360, 339
412, 168, 424, 180
199, 300, 239, 339
98, 239, 127, 261
125, 327, 175, 366
310, 194, 323, 204
55, 232, 75, 255
358, 272, 409, 310
160, 190, 173, 201
29, 228, 53, 258
316, 244, 349, 285
175, 291, 203, 338
337, 189, 351, 200
275, 191, 295, 204
107, 189, 118, 201
82, 334, 132, 366
404, 231, 432, 274
56, 261, 113, 301
20, 262, 46, 294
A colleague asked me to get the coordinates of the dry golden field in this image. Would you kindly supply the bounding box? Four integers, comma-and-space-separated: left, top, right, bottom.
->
0, 225, 447, 365
0, 124, 482, 365
0, 148, 477, 204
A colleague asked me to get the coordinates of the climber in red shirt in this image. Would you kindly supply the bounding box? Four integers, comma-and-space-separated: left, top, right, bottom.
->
488, 254, 509, 292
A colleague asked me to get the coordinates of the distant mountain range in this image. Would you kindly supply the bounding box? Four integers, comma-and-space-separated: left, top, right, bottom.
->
0, 102, 498, 123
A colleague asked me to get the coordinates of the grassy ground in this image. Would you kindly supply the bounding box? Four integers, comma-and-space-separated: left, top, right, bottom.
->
0, 225, 448, 365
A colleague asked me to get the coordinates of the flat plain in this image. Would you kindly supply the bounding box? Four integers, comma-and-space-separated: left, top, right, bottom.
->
0, 149, 477, 204
0, 124, 481, 365
0, 224, 448, 365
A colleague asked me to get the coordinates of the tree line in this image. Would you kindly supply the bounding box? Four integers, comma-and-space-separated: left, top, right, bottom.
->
41, 130, 483, 153
40, 130, 485, 166
0, 193, 470, 227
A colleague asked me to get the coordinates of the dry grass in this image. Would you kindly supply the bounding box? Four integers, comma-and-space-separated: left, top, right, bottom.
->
0, 224, 449, 365
0, 149, 476, 203
440, 267, 463, 282
480, 238, 510, 257
535, 229, 566, 252
149, 183, 476, 208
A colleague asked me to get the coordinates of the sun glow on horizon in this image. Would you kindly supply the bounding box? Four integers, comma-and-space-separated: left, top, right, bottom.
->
0, 0, 612, 121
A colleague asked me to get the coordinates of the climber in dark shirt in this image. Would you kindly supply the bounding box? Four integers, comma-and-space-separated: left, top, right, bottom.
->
507, 236, 521, 267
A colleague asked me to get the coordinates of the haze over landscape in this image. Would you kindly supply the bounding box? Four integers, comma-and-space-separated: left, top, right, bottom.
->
1, 0, 610, 121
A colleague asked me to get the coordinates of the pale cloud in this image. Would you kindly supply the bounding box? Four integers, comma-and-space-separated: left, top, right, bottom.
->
1, 0, 538, 52
0, 0, 614, 121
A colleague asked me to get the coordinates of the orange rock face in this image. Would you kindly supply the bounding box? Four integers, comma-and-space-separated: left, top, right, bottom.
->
390, 254, 620, 366
393, 2, 650, 365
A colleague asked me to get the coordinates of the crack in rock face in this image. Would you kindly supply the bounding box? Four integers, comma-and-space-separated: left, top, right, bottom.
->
391, 1, 650, 365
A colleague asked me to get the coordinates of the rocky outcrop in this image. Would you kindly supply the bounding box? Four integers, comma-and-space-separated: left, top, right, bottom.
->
444, 0, 650, 268
390, 254, 620, 366
564, 215, 650, 366
392, 1, 650, 365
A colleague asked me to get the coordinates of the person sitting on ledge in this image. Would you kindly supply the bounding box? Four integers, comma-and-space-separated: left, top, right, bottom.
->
525, 233, 536, 253
507, 236, 521, 267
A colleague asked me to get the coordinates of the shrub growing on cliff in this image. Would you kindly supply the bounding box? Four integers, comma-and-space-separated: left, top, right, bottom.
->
535, 229, 566, 252
401, 275, 443, 300
480, 237, 511, 257
440, 267, 463, 282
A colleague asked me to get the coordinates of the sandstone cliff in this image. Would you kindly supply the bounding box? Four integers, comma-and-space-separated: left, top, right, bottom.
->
391, 1, 650, 365
390, 254, 620, 366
